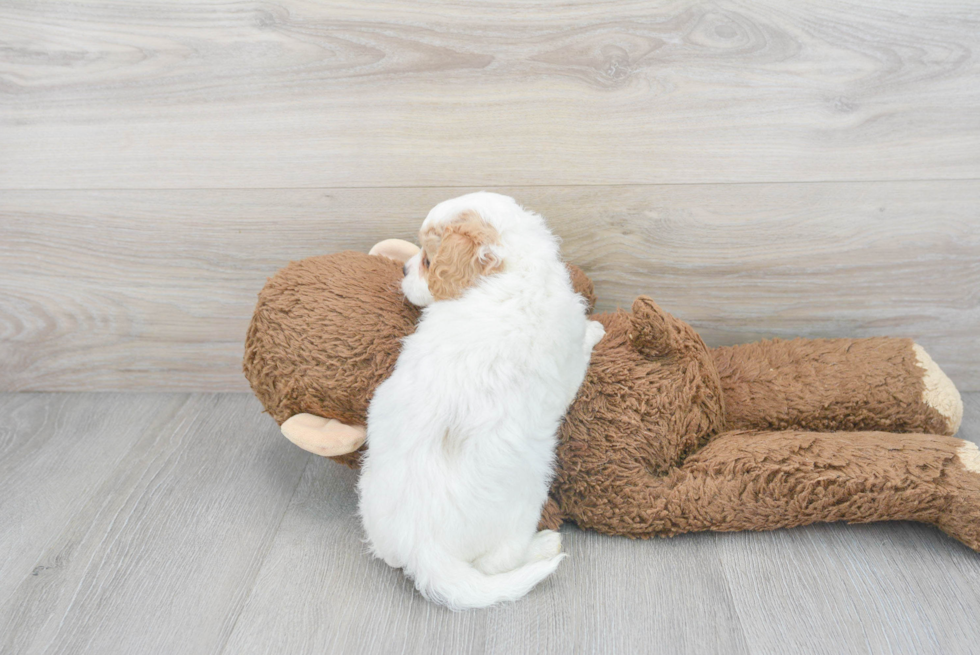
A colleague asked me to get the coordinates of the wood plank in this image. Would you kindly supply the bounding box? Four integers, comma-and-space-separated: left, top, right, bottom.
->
0, 393, 308, 655
1, 1, 979, 188
0, 392, 977, 652
0, 393, 188, 602
719, 522, 980, 653
2, 182, 977, 392
220, 451, 749, 655
721, 392, 980, 653
223, 395, 980, 654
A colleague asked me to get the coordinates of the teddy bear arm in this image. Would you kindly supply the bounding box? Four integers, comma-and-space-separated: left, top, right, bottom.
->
562, 429, 980, 551
712, 337, 963, 436
565, 264, 597, 313
628, 296, 691, 358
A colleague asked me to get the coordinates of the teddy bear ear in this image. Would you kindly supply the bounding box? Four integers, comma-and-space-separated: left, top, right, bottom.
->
280, 414, 366, 457
368, 239, 420, 264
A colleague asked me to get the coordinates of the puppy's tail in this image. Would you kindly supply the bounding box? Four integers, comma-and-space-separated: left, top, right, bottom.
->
413, 551, 566, 610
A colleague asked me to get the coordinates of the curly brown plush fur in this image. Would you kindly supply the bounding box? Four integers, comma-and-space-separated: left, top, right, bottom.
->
244, 251, 977, 550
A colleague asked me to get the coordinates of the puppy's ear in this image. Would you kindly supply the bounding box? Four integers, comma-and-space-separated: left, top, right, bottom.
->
428, 211, 502, 301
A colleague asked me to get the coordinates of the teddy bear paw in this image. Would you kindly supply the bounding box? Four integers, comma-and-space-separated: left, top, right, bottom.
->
936, 440, 980, 552
914, 344, 963, 435
959, 441, 980, 475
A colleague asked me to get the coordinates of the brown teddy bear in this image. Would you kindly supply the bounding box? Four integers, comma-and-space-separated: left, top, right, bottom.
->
243, 241, 979, 551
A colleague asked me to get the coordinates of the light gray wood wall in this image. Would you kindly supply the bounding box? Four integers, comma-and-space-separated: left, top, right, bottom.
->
1, 1, 978, 391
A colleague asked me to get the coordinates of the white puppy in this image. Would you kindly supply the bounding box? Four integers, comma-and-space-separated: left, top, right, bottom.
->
358, 192, 605, 610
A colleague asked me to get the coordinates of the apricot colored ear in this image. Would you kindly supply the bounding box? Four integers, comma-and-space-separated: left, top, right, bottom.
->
369, 239, 420, 264
280, 414, 366, 457
427, 213, 502, 301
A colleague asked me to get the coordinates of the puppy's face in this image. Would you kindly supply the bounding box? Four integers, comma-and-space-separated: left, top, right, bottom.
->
402, 209, 503, 307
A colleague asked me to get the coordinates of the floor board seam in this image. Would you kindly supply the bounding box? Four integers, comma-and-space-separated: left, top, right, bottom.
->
215, 454, 312, 655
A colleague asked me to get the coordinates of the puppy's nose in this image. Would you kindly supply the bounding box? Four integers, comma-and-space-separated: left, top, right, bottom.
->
403, 263, 409, 276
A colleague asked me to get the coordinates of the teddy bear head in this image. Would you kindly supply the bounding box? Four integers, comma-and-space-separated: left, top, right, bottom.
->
243, 251, 421, 466
243, 248, 599, 467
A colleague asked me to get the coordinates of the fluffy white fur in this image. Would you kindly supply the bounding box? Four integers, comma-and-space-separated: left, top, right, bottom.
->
358, 192, 605, 610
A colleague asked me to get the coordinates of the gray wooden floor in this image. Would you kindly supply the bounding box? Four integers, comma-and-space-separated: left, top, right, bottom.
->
1, 393, 979, 655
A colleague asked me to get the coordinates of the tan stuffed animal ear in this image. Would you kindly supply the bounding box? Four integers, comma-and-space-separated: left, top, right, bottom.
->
368, 239, 420, 264
280, 414, 366, 457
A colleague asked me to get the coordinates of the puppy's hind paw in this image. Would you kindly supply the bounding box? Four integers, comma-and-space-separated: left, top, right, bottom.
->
527, 529, 563, 562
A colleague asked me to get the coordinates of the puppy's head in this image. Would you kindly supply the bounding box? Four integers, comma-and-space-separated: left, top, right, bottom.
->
402, 208, 503, 306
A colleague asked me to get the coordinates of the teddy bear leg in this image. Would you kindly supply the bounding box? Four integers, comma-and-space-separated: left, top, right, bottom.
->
913, 344, 964, 434
713, 337, 963, 436
935, 441, 980, 551
565, 429, 980, 552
